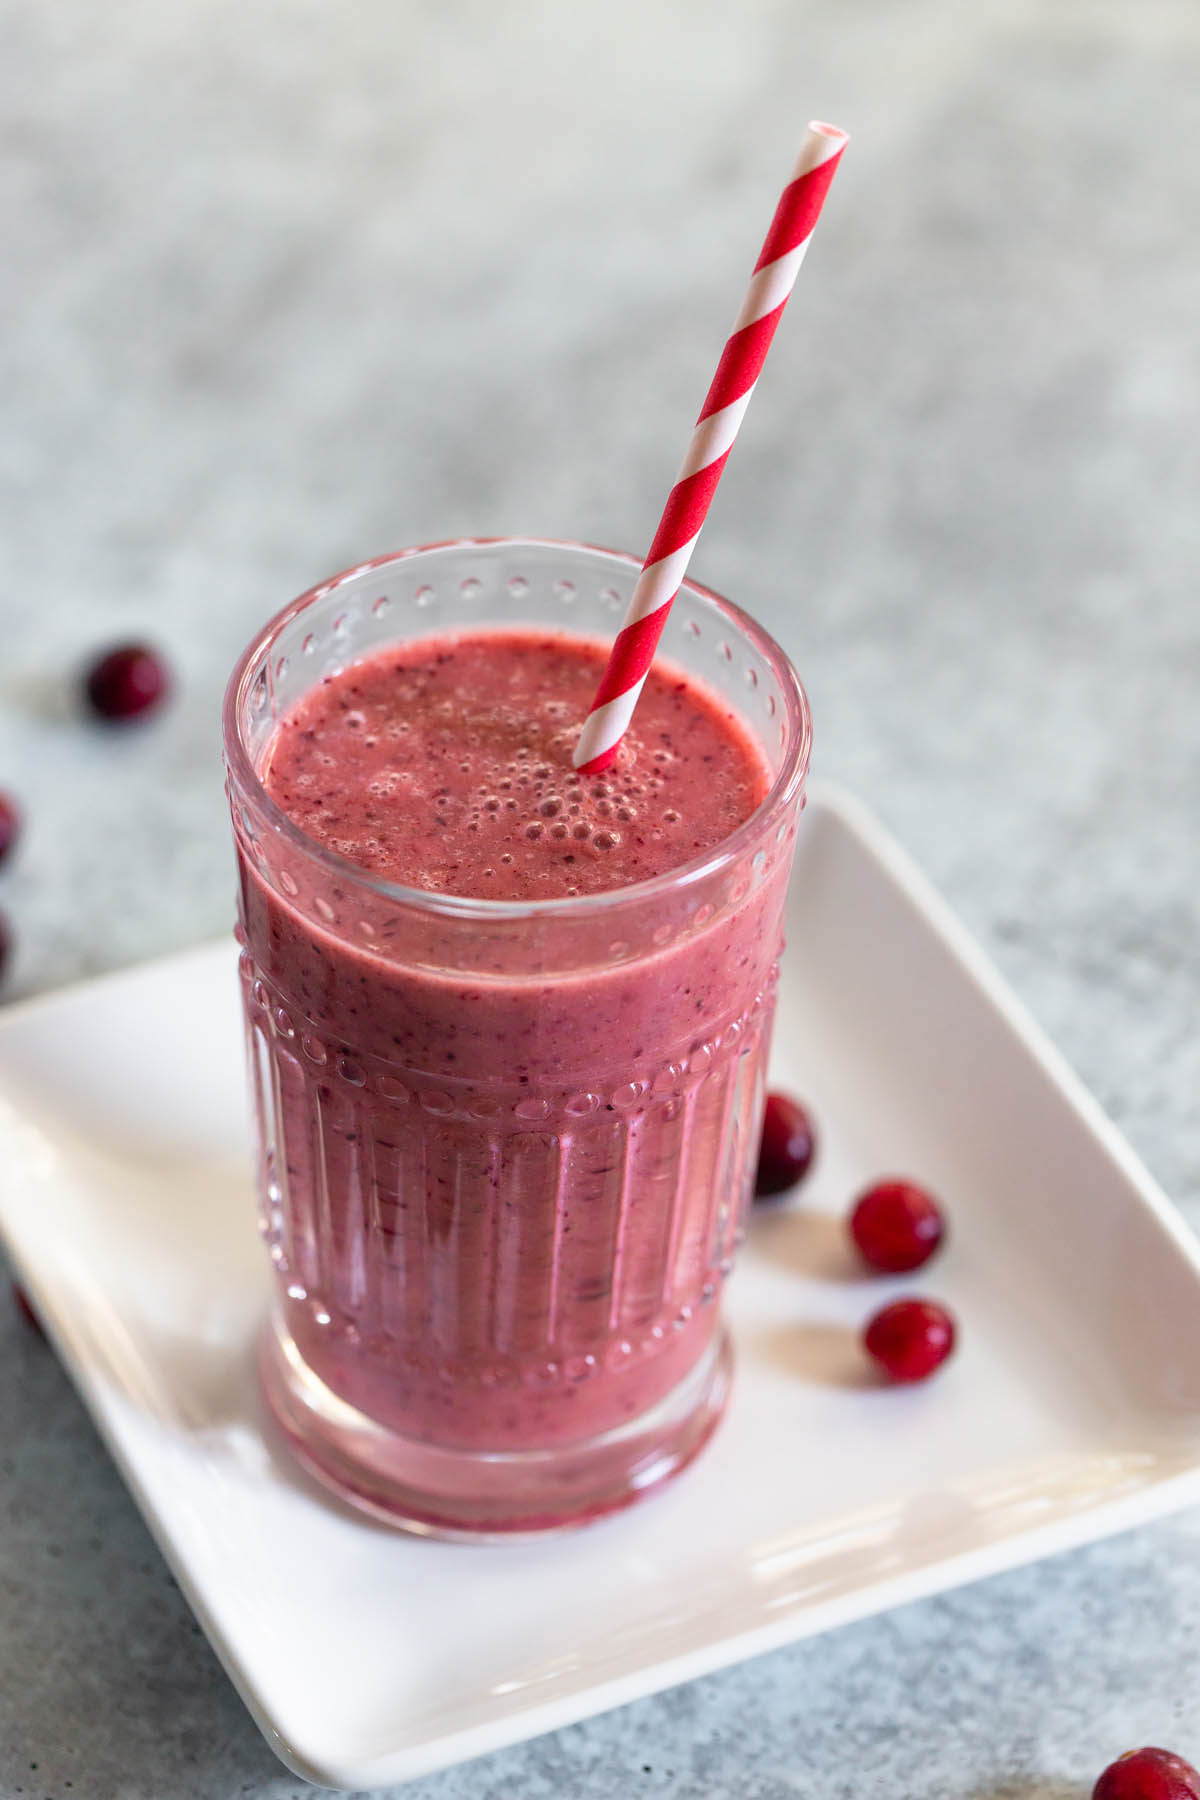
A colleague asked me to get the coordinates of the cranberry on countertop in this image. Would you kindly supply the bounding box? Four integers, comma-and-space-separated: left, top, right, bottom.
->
849, 1178, 945, 1273
863, 1297, 956, 1382
755, 1093, 817, 1198
0, 792, 19, 864
1094, 1750, 1200, 1800
83, 643, 171, 722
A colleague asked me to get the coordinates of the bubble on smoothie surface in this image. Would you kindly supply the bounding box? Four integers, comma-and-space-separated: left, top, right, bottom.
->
261, 629, 771, 902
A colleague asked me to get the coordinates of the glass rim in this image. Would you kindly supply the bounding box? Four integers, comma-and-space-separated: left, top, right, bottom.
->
221, 536, 812, 923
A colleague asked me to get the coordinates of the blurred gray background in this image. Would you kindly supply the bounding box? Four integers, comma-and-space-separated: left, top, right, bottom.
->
1, 0, 1199, 1795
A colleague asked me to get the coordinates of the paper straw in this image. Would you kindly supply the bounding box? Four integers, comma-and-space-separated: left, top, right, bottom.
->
573, 121, 847, 775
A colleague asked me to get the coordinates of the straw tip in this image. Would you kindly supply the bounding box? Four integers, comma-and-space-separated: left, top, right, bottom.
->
807, 120, 849, 146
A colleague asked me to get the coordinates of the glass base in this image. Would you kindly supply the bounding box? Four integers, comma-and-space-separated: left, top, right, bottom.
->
261, 1321, 733, 1539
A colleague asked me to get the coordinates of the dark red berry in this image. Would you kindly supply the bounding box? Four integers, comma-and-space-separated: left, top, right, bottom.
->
0, 792, 19, 863
755, 1092, 817, 1197
863, 1298, 956, 1382
1094, 1749, 1200, 1800
850, 1179, 945, 1272
12, 1281, 44, 1337
83, 643, 170, 722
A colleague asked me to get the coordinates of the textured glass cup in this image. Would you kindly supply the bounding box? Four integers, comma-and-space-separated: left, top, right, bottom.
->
223, 539, 811, 1535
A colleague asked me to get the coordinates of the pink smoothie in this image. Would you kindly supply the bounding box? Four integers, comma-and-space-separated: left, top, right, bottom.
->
238, 628, 790, 1454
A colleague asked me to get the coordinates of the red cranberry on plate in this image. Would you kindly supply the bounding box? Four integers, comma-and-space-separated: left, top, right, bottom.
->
755, 1092, 817, 1198
863, 1297, 956, 1382
850, 1178, 945, 1273
83, 643, 171, 722
0, 792, 19, 864
1093, 1749, 1200, 1800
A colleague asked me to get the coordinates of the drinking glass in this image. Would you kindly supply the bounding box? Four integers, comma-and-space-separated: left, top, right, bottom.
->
223, 538, 810, 1535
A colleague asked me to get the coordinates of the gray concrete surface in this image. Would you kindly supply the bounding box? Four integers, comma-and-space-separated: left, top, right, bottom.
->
1, 0, 1198, 1793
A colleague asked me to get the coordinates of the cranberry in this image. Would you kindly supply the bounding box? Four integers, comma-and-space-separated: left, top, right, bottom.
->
755, 1092, 817, 1197
83, 643, 171, 722
850, 1179, 945, 1272
863, 1297, 956, 1382
12, 1281, 44, 1337
0, 791, 19, 863
1094, 1750, 1200, 1800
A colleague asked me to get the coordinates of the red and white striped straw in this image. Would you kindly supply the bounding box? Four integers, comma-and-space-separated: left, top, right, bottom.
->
573, 121, 848, 776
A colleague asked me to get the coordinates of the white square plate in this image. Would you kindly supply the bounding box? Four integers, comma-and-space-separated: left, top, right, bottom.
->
3, 784, 1200, 1791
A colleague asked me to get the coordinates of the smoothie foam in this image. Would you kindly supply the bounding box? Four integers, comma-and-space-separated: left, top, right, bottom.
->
262, 629, 769, 900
